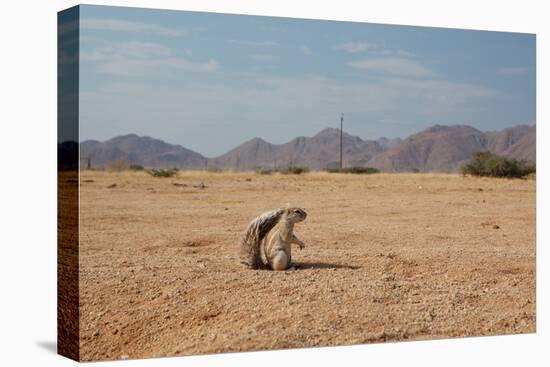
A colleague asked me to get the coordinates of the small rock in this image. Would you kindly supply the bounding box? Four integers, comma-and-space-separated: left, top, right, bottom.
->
493, 225, 500, 229
107, 183, 117, 188
193, 182, 207, 189
92, 330, 100, 337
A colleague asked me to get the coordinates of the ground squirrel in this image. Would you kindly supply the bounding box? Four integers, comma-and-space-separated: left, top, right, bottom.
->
240, 207, 307, 270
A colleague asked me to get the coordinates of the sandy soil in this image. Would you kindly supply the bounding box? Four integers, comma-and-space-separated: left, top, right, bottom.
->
77, 171, 536, 361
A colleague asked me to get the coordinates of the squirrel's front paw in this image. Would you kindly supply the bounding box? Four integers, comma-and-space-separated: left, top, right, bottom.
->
299, 243, 305, 250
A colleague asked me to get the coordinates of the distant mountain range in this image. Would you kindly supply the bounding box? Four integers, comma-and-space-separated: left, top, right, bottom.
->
368, 124, 535, 172
78, 124, 535, 172
80, 135, 206, 169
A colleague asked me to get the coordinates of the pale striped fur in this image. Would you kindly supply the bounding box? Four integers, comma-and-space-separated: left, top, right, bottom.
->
240, 208, 285, 269
240, 207, 307, 270
263, 208, 307, 270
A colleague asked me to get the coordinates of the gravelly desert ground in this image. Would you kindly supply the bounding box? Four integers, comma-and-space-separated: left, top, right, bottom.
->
77, 171, 535, 361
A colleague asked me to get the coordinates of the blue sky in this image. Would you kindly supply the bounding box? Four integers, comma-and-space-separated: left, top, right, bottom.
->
78, 5, 536, 157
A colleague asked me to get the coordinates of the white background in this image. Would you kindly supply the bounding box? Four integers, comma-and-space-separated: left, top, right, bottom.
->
0, 0, 547, 365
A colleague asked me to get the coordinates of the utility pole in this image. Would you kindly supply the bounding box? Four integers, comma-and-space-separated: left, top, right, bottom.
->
340, 113, 344, 169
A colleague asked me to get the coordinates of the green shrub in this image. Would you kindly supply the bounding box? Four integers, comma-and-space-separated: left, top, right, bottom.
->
325, 167, 380, 174
146, 168, 179, 177
256, 168, 274, 175
129, 164, 145, 171
279, 166, 309, 175
255, 166, 308, 175
461, 151, 535, 178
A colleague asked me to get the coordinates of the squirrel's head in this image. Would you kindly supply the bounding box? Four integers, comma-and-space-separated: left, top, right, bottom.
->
285, 207, 307, 223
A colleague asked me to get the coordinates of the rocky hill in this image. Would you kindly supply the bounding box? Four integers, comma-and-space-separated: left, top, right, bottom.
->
367, 124, 535, 172
79, 125, 535, 172
212, 128, 385, 170
80, 134, 207, 169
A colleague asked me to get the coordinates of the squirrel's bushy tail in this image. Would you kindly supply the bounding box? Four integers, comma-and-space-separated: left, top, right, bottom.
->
240, 208, 284, 269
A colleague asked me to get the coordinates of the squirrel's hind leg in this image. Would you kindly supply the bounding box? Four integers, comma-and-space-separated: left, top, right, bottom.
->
270, 250, 290, 271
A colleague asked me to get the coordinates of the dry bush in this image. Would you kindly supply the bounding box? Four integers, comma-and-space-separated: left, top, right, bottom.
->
325, 167, 380, 174
146, 168, 179, 177
461, 151, 535, 178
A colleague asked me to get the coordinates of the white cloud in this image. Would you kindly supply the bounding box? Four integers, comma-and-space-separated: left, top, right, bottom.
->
348, 57, 436, 78
395, 49, 416, 57
497, 66, 530, 76
81, 40, 219, 76
301, 46, 312, 55
96, 57, 219, 76
80, 18, 186, 37
334, 41, 376, 53
335, 41, 416, 59
382, 77, 496, 107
